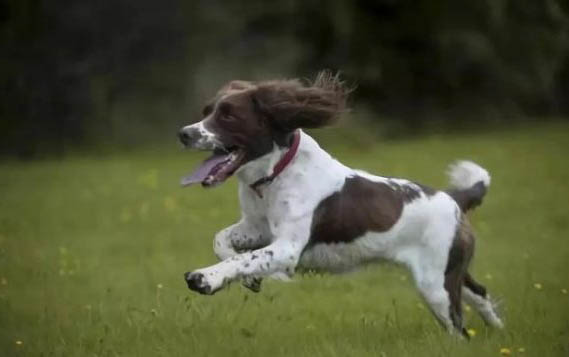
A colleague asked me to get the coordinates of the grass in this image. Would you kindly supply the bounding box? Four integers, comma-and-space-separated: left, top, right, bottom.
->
1, 121, 568, 356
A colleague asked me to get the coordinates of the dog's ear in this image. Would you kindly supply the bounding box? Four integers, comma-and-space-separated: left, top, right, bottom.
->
252, 71, 350, 131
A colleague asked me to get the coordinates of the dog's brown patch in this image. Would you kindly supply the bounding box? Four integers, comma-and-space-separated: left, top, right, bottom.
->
309, 176, 430, 244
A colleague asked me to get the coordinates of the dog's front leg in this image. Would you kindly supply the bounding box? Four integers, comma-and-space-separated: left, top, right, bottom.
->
184, 219, 309, 295
213, 218, 271, 260
213, 218, 271, 292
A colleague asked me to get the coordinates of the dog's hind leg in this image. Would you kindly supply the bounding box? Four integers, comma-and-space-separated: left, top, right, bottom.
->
444, 270, 467, 338
412, 263, 456, 333
462, 273, 504, 328
408, 212, 469, 336
456, 218, 504, 329
443, 219, 475, 338
412, 254, 469, 337
407, 245, 456, 333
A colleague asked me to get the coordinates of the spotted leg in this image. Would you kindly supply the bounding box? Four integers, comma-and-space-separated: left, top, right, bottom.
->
213, 218, 271, 292
185, 218, 310, 295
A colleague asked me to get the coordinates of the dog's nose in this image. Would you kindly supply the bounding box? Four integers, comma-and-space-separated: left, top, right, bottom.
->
178, 129, 191, 146
179, 127, 202, 147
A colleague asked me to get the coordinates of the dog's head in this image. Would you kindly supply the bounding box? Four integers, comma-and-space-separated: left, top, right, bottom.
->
179, 71, 348, 187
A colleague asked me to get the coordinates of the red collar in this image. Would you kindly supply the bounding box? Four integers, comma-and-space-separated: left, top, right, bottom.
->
250, 130, 301, 198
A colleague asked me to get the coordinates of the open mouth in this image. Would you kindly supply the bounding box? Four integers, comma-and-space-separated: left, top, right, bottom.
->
181, 147, 247, 188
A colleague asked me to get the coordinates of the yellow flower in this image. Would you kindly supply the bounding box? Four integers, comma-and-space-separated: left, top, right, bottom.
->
157, 283, 163, 289
533, 283, 543, 290
561, 288, 567, 294
15, 340, 23, 345
500, 347, 512, 356
466, 328, 476, 337
518, 347, 526, 353
485, 273, 493, 280
464, 304, 472, 312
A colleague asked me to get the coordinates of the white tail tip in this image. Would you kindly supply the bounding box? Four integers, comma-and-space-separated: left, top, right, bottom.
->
447, 160, 491, 190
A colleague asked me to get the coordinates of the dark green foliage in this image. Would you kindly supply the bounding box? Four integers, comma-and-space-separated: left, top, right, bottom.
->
1, 0, 568, 156
299, 0, 569, 120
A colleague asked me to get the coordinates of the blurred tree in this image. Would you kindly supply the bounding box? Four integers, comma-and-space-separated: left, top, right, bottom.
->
1, 0, 192, 157
1, 0, 568, 157
295, 0, 569, 124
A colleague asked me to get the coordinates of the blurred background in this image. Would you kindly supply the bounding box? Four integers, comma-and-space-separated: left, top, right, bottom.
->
2, 0, 568, 158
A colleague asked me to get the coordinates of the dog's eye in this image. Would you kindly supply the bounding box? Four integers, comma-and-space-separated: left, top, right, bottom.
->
217, 103, 238, 122
220, 113, 238, 123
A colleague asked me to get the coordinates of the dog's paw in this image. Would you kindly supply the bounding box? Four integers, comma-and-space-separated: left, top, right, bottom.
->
184, 271, 218, 295
242, 276, 262, 293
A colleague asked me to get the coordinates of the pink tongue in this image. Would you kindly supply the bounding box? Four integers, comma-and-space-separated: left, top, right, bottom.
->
181, 154, 230, 187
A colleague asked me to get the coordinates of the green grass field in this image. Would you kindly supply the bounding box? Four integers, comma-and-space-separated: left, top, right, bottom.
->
1, 122, 568, 356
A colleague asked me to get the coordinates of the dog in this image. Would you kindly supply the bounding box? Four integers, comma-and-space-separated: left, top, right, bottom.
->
178, 71, 503, 336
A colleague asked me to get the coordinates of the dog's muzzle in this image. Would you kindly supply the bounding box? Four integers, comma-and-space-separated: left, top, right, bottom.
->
178, 124, 218, 151
178, 126, 201, 147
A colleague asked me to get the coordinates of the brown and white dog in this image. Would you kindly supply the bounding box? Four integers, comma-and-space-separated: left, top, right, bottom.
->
178, 71, 503, 337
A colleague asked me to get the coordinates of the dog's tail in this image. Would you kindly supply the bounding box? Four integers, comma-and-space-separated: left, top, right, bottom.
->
446, 160, 491, 212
